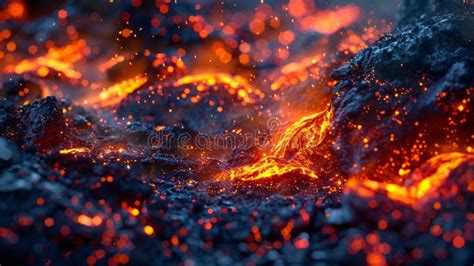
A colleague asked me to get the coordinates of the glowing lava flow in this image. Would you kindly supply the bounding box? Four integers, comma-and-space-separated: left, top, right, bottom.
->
287, 0, 361, 35
89, 75, 148, 107
345, 153, 474, 207
216, 109, 332, 181
298, 4, 361, 34
273, 110, 332, 161
59, 147, 91, 154
6, 39, 88, 79
173, 73, 264, 105
270, 53, 326, 91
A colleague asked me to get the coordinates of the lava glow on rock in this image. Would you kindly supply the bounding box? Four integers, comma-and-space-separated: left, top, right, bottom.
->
345, 153, 474, 207
216, 108, 333, 182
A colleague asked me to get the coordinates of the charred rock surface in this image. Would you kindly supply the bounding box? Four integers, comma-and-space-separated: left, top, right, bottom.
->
332, 8, 474, 179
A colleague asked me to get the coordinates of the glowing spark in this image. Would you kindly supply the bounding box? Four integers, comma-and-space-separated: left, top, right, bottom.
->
144, 225, 154, 235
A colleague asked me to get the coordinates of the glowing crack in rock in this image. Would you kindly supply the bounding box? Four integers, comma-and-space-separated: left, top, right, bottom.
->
216, 108, 332, 181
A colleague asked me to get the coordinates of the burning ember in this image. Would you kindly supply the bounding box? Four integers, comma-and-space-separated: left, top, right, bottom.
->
0, 0, 473, 265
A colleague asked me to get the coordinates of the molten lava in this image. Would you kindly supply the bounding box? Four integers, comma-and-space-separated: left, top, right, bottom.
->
89, 75, 148, 107
59, 147, 91, 155
173, 73, 264, 105
270, 53, 327, 91
6, 39, 88, 79
345, 152, 474, 207
217, 108, 332, 182
297, 4, 361, 34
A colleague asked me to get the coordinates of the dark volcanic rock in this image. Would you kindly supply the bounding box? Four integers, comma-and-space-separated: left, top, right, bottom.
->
1, 76, 42, 106
331, 11, 474, 179
397, 0, 468, 25
16, 97, 68, 153
0, 99, 17, 136
0, 138, 20, 170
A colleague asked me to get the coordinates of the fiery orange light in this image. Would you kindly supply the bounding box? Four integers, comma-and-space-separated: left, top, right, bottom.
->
0, 0, 26, 21
5, 39, 88, 79
99, 55, 125, 72
270, 53, 324, 91
59, 147, 91, 154
345, 153, 474, 207
216, 108, 332, 182
77, 214, 103, 227
144, 225, 154, 235
91, 75, 148, 107
173, 73, 264, 105
299, 4, 361, 34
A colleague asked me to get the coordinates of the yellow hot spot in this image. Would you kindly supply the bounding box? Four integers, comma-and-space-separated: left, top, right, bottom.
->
144, 225, 154, 235
129, 208, 140, 217
77, 214, 102, 227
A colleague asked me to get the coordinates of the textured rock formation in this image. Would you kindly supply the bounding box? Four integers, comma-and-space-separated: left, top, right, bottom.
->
331, 8, 474, 179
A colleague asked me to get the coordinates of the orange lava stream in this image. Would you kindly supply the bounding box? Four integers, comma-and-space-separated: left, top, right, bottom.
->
5, 39, 88, 79
345, 152, 474, 207
272, 109, 332, 162
216, 108, 332, 181
89, 75, 148, 107
173, 73, 264, 105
